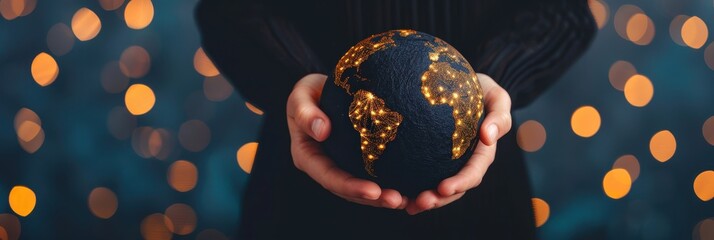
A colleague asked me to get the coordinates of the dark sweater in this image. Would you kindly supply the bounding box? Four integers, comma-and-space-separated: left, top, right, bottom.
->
195, 0, 596, 239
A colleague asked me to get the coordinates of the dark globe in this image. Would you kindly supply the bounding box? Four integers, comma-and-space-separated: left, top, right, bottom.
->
320, 30, 485, 197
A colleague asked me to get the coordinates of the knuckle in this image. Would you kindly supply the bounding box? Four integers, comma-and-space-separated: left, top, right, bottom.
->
295, 106, 315, 126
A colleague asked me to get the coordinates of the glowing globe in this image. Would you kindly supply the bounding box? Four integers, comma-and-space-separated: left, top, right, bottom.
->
320, 30, 485, 197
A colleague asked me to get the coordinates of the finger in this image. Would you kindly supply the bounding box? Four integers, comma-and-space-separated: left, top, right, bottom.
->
476, 73, 512, 146
286, 74, 331, 141
299, 148, 381, 200
406, 190, 465, 215
335, 191, 405, 209
378, 189, 404, 209
406, 190, 438, 215
437, 140, 496, 196
397, 196, 409, 210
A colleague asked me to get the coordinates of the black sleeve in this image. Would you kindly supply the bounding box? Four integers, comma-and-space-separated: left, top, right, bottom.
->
194, 0, 326, 114
473, 0, 596, 109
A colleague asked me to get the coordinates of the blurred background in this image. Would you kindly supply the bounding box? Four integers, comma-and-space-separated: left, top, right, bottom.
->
0, 0, 712, 239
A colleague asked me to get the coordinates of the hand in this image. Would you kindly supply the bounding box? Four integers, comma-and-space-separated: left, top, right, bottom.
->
287, 73, 409, 210
406, 73, 512, 215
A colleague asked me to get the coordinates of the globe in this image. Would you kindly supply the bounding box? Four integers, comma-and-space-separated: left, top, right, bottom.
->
320, 30, 485, 197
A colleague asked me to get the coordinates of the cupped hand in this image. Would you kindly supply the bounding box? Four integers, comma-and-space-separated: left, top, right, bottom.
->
287, 73, 409, 210
406, 73, 513, 215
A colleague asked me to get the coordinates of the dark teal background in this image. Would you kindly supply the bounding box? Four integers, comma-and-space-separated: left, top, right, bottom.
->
0, 0, 712, 239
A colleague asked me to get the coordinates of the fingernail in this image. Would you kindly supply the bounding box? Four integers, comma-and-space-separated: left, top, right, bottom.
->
487, 124, 498, 142
311, 119, 324, 139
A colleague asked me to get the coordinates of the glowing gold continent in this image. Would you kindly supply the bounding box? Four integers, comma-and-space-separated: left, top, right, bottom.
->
349, 90, 403, 176
421, 38, 484, 159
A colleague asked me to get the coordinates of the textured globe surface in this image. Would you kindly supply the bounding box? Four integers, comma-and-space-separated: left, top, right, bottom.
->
321, 30, 484, 197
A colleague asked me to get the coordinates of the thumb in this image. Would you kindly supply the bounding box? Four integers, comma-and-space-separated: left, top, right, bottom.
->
287, 74, 332, 141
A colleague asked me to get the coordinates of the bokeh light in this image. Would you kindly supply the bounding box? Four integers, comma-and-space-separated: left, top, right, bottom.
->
614, 5, 643, 40
0, 0, 18, 20
88, 187, 118, 219
18, 128, 44, 154
245, 102, 264, 115
588, 0, 609, 29
46, 23, 75, 56
178, 120, 211, 152
196, 229, 229, 240
693, 170, 714, 201
532, 198, 550, 227
237, 142, 259, 174
603, 168, 632, 199
681, 16, 709, 49
649, 130, 676, 162
149, 128, 174, 160
14, 108, 40, 130
119, 45, 151, 78
623, 74, 654, 107
131, 126, 154, 158
71, 7, 101, 41
163, 203, 197, 235
705, 42, 714, 71
124, 0, 154, 30
98, 0, 125, 11
16, 120, 40, 142
14, 108, 44, 154
124, 84, 156, 115
101, 61, 130, 94
669, 15, 690, 46
694, 218, 714, 240
167, 160, 198, 192
193, 47, 220, 77
612, 154, 640, 181
8, 186, 36, 217
140, 213, 172, 240
608, 60, 637, 91
571, 106, 601, 138
31, 52, 59, 87
107, 106, 137, 140
0, 0, 35, 20
0, 213, 21, 240
0, 226, 7, 240
625, 13, 655, 45
203, 75, 233, 102
704, 116, 714, 145
517, 120, 546, 152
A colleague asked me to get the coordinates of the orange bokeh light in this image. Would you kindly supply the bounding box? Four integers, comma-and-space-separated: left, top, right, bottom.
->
167, 160, 198, 192
693, 170, 714, 201
88, 187, 118, 219
124, 84, 156, 115
571, 106, 601, 138
31, 52, 59, 87
71, 7, 101, 41
8, 186, 36, 217
124, 0, 154, 30
532, 198, 550, 227
649, 130, 676, 162
624, 74, 654, 107
194, 48, 220, 77
516, 120, 546, 152
237, 142, 259, 174
164, 203, 197, 235
603, 168, 632, 199
681, 16, 709, 49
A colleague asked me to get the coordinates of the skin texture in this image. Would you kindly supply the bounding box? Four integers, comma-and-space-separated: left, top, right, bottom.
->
286, 72, 511, 214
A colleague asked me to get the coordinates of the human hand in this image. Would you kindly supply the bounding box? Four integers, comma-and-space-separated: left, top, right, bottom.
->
406, 73, 512, 215
287, 73, 409, 209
